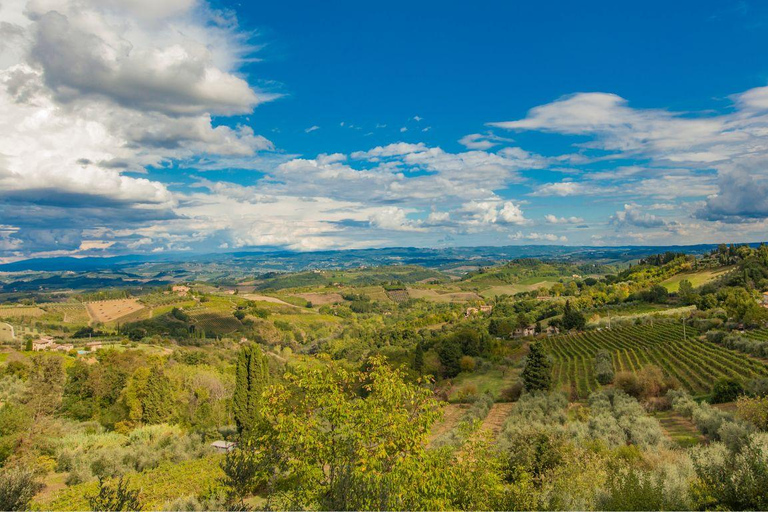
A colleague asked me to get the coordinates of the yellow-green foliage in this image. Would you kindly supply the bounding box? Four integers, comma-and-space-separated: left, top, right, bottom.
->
33, 456, 224, 511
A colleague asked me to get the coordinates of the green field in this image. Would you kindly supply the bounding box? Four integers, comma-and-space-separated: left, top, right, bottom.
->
661, 266, 734, 292
542, 323, 768, 399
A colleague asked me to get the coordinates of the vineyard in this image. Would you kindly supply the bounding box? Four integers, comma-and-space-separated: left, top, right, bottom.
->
33, 456, 224, 511
542, 323, 768, 399
187, 309, 242, 336
42, 303, 91, 324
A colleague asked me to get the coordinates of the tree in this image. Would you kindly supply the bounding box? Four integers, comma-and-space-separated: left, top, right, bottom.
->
594, 350, 615, 385
87, 477, 143, 511
521, 343, 552, 392
229, 357, 445, 510
24, 339, 32, 352
23, 353, 65, 419
562, 301, 586, 331
0, 467, 42, 511
413, 343, 424, 373
141, 365, 172, 424
233, 344, 271, 435
437, 338, 463, 378
712, 378, 744, 403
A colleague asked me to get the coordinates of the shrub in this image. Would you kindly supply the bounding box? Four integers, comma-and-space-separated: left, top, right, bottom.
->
0, 467, 42, 511
711, 378, 744, 403
459, 356, 476, 373
500, 381, 524, 402
736, 395, 768, 430
594, 350, 614, 385
614, 372, 642, 398
87, 476, 144, 511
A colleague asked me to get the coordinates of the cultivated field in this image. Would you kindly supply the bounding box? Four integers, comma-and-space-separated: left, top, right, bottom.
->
386, 289, 410, 302
0, 306, 45, 319
542, 323, 768, 399
240, 294, 297, 307
293, 292, 344, 305
407, 288, 483, 303
661, 266, 734, 292
0, 322, 14, 342
86, 299, 145, 323
43, 303, 90, 324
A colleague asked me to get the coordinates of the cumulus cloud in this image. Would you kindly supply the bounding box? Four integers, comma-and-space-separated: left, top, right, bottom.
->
492, 88, 768, 222
510, 231, 567, 243
0, 0, 276, 256
544, 214, 584, 224
610, 204, 667, 229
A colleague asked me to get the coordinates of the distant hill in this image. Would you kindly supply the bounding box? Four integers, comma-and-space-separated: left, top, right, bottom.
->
0, 243, 751, 274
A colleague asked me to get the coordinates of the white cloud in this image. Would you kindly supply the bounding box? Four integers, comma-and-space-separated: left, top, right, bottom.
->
610, 204, 667, 229
305, 125, 320, 133
544, 214, 584, 224
510, 231, 567, 243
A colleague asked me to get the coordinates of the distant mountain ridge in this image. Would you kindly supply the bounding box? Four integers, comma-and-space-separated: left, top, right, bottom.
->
0, 243, 757, 273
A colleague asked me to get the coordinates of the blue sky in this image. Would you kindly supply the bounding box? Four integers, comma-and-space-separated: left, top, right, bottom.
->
2, 0, 768, 259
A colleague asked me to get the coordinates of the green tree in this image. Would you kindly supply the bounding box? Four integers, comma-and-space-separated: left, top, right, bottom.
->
0, 467, 42, 511
233, 344, 271, 435
521, 343, 552, 392
87, 477, 143, 511
437, 338, 463, 378
142, 365, 173, 424
413, 343, 424, 373
562, 301, 586, 331
23, 353, 65, 419
24, 339, 32, 352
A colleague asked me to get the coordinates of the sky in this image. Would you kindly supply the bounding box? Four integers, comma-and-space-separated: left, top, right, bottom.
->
2, 0, 768, 260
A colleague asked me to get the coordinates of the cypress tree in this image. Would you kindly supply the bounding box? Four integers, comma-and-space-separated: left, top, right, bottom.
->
413, 343, 424, 373
233, 344, 271, 435
521, 342, 552, 392
142, 365, 172, 424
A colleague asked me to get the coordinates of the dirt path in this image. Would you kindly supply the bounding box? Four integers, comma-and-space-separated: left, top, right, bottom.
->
478, 403, 516, 440
429, 404, 468, 443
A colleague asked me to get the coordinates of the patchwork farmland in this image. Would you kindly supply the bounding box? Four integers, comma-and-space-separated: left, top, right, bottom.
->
542, 323, 768, 399
86, 299, 145, 324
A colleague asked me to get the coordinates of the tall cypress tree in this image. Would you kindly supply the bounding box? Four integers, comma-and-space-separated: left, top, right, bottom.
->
413, 343, 424, 373
234, 344, 271, 435
142, 365, 172, 424
521, 342, 552, 392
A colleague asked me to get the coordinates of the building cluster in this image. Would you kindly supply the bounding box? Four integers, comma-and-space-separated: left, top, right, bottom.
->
31, 336, 103, 353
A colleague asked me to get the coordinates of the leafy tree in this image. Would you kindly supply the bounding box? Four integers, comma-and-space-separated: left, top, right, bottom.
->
437, 338, 463, 378
87, 477, 143, 511
0, 467, 42, 511
233, 344, 271, 435
142, 365, 173, 424
24, 339, 32, 352
230, 357, 445, 510
736, 395, 768, 430
521, 343, 552, 392
413, 343, 424, 373
23, 353, 65, 419
561, 301, 586, 331
594, 350, 614, 385
711, 377, 744, 403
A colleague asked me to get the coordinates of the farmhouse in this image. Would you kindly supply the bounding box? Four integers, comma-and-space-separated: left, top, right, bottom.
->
210, 440, 236, 453
513, 325, 537, 338
32, 336, 56, 351
172, 285, 191, 297
85, 341, 104, 351
465, 304, 493, 318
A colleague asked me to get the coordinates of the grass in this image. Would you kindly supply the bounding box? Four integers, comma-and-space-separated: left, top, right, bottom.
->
661, 266, 735, 292
448, 367, 519, 402
653, 410, 707, 447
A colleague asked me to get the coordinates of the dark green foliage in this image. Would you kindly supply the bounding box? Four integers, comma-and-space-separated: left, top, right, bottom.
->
233, 310, 246, 321
87, 477, 143, 511
0, 467, 43, 511
488, 318, 514, 337
142, 366, 172, 424
521, 343, 552, 392
594, 350, 615, 385
171, 307, 190, 322
437, 338, 463, 378
24, 339, 32, 352
413, 343, 424, 373
561, 301, 586, 331
62, 360, 95, 420
220, 442, 261, 507
711, 377, 744, 403
233, 344, 271, 435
